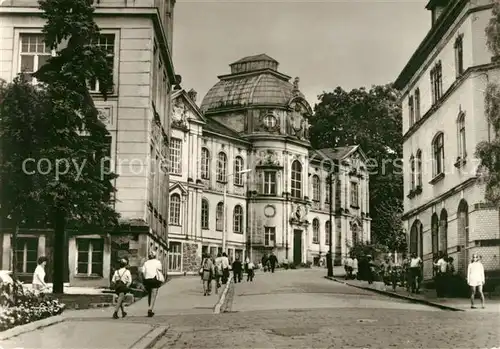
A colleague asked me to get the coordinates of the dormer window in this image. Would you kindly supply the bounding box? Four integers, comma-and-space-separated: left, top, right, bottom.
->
426, 0, 450, 26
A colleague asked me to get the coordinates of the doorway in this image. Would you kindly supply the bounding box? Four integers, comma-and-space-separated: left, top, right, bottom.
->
293, 230, 302, 265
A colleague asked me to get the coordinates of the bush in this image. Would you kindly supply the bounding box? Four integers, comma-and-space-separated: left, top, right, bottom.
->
0, 281, 65, 332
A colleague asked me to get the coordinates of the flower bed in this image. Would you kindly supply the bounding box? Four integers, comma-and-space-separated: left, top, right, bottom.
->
0, 282, 65, 332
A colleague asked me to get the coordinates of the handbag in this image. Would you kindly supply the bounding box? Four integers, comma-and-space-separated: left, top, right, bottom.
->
156, 269, 165, 283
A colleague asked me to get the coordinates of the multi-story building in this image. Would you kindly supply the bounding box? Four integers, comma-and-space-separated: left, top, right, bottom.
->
395, 0, 500, 282
166, 54, 371, 274
0, 0, 177, 286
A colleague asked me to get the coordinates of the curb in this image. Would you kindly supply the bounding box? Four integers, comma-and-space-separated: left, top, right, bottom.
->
129, 325, 169, 349
0, 314, 67, 341
325, 276, 464, 312
213, 275, 233, 314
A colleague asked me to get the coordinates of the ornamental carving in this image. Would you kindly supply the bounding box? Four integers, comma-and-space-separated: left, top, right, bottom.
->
97, 107, 112, 125
257, 149, 280, 167
289, 203, 309, 225
257, 110, 280, 133
172, 98, 188, 130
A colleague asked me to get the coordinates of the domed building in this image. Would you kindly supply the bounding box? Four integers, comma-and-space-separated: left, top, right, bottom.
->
166, 54, 371, 274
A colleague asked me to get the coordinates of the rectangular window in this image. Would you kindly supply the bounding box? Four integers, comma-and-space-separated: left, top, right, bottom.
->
325, 179, 331, 203
264, 227, 276, 247
210, 246, 217, 257
335, 179, 341, 208
169, 138, 182, 174
88, 34, 115, 93
263, 171, 277, 195
19, 34, 52, 84
14, 237, 38, 273
455, 35, 464, 77
168, 242, 182, 272
408, 95, 415, 127
76, 238, 104, 276
325, 222, 330, 246
350, 182, 359, 207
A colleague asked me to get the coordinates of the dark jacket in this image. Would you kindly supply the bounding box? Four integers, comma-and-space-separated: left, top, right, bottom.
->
269, 254, 278, 265
232, 260, 242, 272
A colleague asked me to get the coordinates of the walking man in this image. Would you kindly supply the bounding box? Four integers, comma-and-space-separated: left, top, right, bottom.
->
261, 253, 269, 272
269, 252, 278, 273
232, 257, 243, 283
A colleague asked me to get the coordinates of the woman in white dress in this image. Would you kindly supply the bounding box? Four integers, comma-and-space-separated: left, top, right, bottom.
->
467, 253, 485, 309
32, 256, 48, 294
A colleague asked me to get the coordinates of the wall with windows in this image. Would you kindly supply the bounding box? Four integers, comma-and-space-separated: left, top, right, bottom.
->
398, 1, 500, 281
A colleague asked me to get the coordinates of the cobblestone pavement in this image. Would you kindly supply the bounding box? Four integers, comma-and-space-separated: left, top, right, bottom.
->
100, 269, 500, 348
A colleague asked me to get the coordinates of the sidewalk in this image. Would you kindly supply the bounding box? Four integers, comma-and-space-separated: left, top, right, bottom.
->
0, 276, 228, 349
329, 267, 500, 312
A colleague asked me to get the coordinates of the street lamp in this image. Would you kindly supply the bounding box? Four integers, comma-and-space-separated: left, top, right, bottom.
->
222, 168, 252, 252
327, 171, 334, 277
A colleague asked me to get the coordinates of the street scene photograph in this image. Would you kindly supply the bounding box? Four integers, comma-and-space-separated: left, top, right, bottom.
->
0, 0, 499, 348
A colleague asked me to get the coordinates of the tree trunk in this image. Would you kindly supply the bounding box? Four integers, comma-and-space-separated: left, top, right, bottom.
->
52, 211, 66, 294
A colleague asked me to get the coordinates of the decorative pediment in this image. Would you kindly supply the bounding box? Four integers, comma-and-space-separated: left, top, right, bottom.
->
342, 146, 368, 174
171, 90, 206, 131
289, 203, 309, 226
256, 149, 281, 167
169, 182, 188, 196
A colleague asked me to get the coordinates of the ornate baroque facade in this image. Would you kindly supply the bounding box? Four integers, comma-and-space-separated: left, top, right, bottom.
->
167, 54, 371, 274
396, 0, 500, 282
0, 0, 177, 286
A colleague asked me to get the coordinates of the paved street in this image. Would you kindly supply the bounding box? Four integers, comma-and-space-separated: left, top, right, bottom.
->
2, 269, 499, 348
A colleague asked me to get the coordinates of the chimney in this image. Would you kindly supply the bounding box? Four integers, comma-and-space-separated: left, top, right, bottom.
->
187, 88, 197, 103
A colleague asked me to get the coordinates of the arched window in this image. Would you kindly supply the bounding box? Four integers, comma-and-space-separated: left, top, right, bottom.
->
201, 199, 209, 229
454, 34, 464, 76
439, 209, 448, 253
415, 88, 421, 121
201, 148, 210, 179
416, 150, 422, 187
408, 94, 415, 127
312, 218, 319, 244
410, 155, 415, 191
457, 113, 466, 160
431, 213, 439, 260
458, 199, 469, 264
325, 177, 331, 204
325, 221, 331, 246
351, 223, 358, 244
169, 193, 181, 225
312, 175, 320, 201
216, 152, 227, 182
233, 205, 243, 233
234, 156, 244, 185
410, 220, 423, 259
291, 160, 302, 199
216, 202, 224, 231
432, 133, 444, 176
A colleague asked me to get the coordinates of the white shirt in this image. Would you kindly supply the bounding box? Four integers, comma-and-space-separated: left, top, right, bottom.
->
248, 262, 255, 270
112, 267, 132, 286
142, 259, 162, 280
467, 261, 485, 286
32, 265, 46, 286
221, 256, 230, 269
435, 258, 447, 273
410, 257, 422, 268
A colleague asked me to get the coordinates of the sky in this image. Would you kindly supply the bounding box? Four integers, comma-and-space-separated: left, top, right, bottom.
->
172, 0, 431, 108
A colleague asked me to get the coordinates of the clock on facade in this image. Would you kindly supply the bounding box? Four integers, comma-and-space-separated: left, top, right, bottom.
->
264, 205, 276, 218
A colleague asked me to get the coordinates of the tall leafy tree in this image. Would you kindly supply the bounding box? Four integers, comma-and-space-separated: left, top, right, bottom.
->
476, 1, 500, 205
310, 84, 406, 252
0, 0, 119, 293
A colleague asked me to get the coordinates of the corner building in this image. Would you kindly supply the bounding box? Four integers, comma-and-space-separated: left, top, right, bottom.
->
395, 0, 500, 283
0, 0, 177, 286
167, 54, 371, 274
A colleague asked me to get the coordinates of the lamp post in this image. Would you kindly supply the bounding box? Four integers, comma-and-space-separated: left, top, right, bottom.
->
223, 168, 252, 253
327, 171, 334, 277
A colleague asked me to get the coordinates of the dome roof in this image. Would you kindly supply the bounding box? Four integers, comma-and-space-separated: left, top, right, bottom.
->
200, 54, 305, 113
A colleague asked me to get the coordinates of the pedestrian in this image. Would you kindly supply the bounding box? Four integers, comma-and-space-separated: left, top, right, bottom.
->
200, 253, 214, 296
142, 251, 165, 317
433, 252, 447, 297
112, 258, 132, 319
32, 256, 49, 294
467, 253, 485, 309
232, 257, 243, 283
344, 255, 354, 279
221, 252, 230, 284
214, 252, 223, 292
445, 256, 456, 297
409, 252, 422, 294
261, 254, 268, 272
352, 256, 358, 280
366, 255, 375, 284
247, 260, 255, 282
269, 252, 278, 273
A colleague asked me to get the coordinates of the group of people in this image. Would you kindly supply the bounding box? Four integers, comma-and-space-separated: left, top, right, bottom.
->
261, 252, 279, 273
199, 252, 261, 296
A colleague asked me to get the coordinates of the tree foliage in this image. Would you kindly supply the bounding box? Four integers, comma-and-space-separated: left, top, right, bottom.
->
475, 2, 500, 206
309, 84, 406, 251
0, 0, 119, 293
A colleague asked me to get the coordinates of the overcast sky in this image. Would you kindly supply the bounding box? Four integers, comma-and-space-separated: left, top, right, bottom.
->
172, 0, 430, 108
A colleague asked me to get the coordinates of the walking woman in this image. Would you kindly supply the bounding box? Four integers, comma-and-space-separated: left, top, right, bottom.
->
142, 251, 165, 317
467, 253, 485, 309
32, 256, 49, 294
112, 258, 132, 319
200, 253, 214, 296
